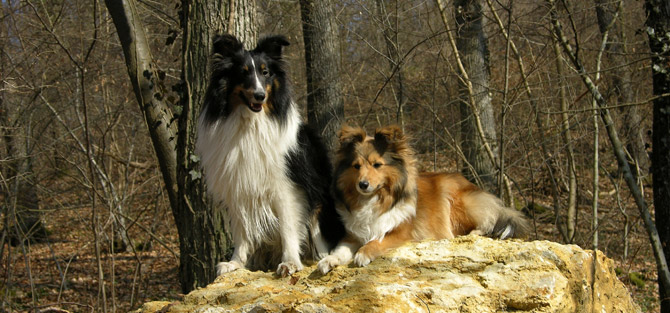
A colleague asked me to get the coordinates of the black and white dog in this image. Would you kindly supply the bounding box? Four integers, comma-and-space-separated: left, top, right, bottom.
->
196, 34, 344, 277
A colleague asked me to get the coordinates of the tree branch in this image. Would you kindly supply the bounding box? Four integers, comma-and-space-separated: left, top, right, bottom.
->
104, 0, 177, 208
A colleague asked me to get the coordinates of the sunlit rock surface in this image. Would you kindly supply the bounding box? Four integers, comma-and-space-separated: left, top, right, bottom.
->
135, 235, 640, 313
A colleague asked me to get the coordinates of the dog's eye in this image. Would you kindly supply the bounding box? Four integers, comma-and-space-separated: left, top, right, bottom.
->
373, 163, 382, 168
262, 70, 270, 77
353, 164, 361, 170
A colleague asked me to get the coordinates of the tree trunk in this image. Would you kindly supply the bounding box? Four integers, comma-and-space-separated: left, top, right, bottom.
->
595, 0, 650, 177
453, 0, 499, 191
176, 0, 257, 293
300, 0, 344, 151
553, 39, 578, 243
646, 0, 670, 311
0, 125, 47, 246
105, 0, 257, 293
0, 27, 47, 245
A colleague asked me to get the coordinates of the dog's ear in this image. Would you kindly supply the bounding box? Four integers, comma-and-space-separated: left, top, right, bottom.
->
254, 35, 290, 60
374, 125, 410, 153
374, 125, 405, 144
338, 125, 366, 147
212, 34, 244, 58
211, 34, 244, 71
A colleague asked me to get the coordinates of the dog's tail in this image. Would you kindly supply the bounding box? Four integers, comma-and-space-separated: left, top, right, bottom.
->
464, 191, 531, 239
490, 205, 530, 239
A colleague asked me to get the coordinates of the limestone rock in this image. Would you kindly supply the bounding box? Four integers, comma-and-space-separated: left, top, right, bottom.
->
135, 235, 640, 313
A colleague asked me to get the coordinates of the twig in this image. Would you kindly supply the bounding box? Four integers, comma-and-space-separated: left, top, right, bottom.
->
485, 0, 562, 229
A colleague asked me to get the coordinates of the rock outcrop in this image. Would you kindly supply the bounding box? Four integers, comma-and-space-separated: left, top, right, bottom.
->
135, 235, 640, 313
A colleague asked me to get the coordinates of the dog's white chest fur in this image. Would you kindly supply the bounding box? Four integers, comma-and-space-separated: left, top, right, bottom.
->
196, 106, 302, 245
337, 196, 416, 243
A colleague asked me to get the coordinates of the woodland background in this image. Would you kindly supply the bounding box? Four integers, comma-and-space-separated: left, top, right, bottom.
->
1, 0, 669, 312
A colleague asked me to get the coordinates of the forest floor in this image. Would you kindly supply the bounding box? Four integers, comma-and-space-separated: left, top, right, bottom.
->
1, 157, 661, 312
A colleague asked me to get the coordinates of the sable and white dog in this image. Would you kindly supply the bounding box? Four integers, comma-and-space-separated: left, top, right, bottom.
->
196, 34, 344, 277
318, 125, 530, 274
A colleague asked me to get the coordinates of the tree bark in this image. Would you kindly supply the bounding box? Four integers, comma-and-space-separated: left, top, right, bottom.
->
646, 0, 670, 311
105, 0, 257, 293
176, 0, 257, 293
300, 0, 344, 151
453, 0, 499, 191
595, 0, 650, 177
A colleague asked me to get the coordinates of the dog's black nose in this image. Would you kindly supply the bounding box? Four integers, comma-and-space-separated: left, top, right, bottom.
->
358, 181, 369, 190
253, 91, 265, 101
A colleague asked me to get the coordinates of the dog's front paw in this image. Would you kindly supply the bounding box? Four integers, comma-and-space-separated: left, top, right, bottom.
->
353, 251, 373, 267
317, 255, 341, 274
276, 261, 303, 277
469, 229, 485, 236
216, 261, 243, 276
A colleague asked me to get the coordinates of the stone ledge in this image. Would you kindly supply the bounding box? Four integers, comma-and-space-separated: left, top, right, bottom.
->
135, 235, 640, 313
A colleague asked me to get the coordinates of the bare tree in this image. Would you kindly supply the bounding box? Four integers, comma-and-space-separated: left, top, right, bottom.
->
483, 0, 563, 229
549, 0, 670, 306
595, 0, 650, 178
452, 0, 499, 191
0, 0, 48, 249
300, 0, 344, 150
105, 0, 257, 293
374, 0, 407, 128
552, 38, 578, 243
646, 0, 670, 311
